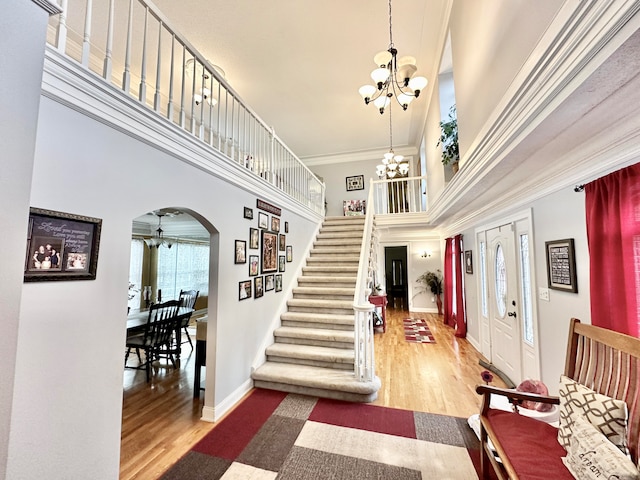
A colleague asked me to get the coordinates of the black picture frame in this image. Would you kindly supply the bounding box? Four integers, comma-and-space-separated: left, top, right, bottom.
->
24, 207, 102, 282
271, 216, 280, 232
249, 228, 259, 249
465, 250, 473, 274
261, 230, 278, 273
346, 175, 364, 191
258, 212, 269, 229
279, 234, 286, 251
249, 255, 259, 276
243, 207, 253, 220
279, 255, 286, 272
234, 240, 246, 264
284, 221, 289, 233
286, 245, 293, 262
254, 276, 264, 298
239, 280, 252, 300
265, 274, 275, 292
275, 274, 283, 292
545, 238, 578, 293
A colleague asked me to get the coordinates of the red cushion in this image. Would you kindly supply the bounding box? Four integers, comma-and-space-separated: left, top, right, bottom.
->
486, 409, 573, 480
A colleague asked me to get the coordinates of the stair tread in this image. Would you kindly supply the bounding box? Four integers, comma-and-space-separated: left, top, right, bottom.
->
266, 343, 354, 360
292, 287, 355, 294
287, 298, 353, 307
275, 326, 354, 341
297, 276, 357, 283
252, 363, 380, 395
280, 312, 354, 323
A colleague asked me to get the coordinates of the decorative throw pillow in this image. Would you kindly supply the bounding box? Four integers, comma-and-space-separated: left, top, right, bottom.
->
562, 416, 639, 480
557, 375, 629, 454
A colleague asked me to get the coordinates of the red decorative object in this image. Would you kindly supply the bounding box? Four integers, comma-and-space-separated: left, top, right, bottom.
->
369, 294, 387, 332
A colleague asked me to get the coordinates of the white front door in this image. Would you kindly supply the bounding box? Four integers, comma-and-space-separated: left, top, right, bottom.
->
486, 224, 522, 385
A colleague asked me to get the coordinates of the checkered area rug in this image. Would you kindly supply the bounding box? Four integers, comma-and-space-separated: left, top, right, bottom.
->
160, 388, 486, 479
403, 318, 436, 343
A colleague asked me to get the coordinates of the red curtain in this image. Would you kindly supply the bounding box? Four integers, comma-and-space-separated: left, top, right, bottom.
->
585, 163, 640, 337
443, 239, 454, 327
443, 235, 467, 337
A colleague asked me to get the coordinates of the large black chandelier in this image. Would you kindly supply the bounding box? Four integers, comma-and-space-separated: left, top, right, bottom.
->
358, 0, 428, 114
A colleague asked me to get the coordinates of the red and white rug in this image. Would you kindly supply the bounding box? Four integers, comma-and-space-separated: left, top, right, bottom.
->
403, 318, 436, 343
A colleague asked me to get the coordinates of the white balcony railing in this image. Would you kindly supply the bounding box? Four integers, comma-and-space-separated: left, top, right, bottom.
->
372, 176, 428, 215
45, 0, 324, 214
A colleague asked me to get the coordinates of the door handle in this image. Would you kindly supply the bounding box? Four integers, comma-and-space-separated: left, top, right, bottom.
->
507, 311, 517, 318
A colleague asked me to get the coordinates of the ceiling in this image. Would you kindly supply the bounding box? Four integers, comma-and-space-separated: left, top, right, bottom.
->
150, 0, 448, 161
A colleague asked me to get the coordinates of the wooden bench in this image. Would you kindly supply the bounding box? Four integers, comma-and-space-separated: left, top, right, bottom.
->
476, 318, 640, 479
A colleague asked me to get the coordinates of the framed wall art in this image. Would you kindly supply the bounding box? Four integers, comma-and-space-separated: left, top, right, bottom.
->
279, 234, 286, 251
234, 240, 246, 264
239, 280, 252, 300
545, 238, 578, 293
258, 212, 268, 229
343, 199, 365, 216
24, 207, 102, 282
254, 276, 264, 298
249, 228, 259, 249
279, 255, 285, 272
271, 216, 280, 232
265, 274, 274, 292
243, 207, 253, 220
261, 230, 278, 273
346, 175, 364, 191
249, 255, 259, 276
275, 274, 283, 292
286, 245, 292, 262
284, 221, 289, 233
465, 250, 473, 274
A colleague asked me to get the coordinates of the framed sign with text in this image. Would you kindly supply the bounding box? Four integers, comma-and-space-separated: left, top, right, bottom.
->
24, 207, 102, 282
545, 238, 577, 293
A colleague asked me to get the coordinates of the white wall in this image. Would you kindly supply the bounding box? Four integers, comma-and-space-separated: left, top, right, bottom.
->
311, 158, 379, 217
6, 96, 319, 479
449, 0, 563, 160
1, 1, 51, 478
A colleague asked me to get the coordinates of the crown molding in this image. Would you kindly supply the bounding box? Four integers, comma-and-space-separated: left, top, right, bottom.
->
302, 146, 417, 167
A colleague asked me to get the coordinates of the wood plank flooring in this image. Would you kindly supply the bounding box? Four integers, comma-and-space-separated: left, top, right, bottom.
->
120, 310, 505, 479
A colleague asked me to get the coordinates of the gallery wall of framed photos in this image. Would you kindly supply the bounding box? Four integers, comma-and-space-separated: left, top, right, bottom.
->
238, 200, 293, 300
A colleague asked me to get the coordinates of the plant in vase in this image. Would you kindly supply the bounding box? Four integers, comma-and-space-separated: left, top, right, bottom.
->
437, 105, 459, 173
415, 270, 443, 315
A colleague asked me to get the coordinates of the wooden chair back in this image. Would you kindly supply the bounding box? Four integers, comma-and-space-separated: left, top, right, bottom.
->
565, 318, 640, 463
145, 299, 181, 350
178, 289, 199, 310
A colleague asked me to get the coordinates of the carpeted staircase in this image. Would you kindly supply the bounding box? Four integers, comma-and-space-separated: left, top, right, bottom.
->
251, 216, 381, 402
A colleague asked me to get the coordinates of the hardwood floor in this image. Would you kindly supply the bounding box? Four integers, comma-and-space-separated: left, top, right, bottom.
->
120, 309, 505, 479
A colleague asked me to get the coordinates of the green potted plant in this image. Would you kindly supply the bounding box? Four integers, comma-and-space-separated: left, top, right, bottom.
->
415, 270, 443, 315
437, 105, 459, 172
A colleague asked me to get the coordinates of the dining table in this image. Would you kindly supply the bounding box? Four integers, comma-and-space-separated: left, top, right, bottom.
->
126, 306, 194, 358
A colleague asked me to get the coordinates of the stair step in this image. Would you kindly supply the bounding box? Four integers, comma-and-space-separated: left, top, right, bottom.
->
252, 363, 380, 403
292, 286, 354, 301
302, 266, 358, 276
323, 216, 366, 225
287, 298, 354, 315
274, 326, 354, 346
310, 247, 361, 256
306, 256, 359, 265
297, 276, 357, 287
314, 238, 363, 246
265, 343, 354, 370
280, 312, 354, 330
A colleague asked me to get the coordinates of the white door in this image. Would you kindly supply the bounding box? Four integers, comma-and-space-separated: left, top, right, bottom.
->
486, 224, 522, 384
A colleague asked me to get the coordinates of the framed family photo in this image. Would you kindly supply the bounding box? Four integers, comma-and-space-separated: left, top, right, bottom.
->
243, 207, 253, 220
279, 255, 286, 272
234, 240, 246, 264
286, 245, 293, 262
239, 280, 252, 300
24, 207, 102, 282
271, 216, 280, 232
249, 228, 259, 249
249, 255, 259, 276
261, 230, 278, 273
254, 276, 264, 298
275, 274, 283, 292
258, 212, 269, 229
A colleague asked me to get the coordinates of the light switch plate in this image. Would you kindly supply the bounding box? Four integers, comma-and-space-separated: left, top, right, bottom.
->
538, 287, 550, 301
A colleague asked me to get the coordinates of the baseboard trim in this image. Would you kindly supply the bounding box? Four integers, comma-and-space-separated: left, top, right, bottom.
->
201, 378, 254, 423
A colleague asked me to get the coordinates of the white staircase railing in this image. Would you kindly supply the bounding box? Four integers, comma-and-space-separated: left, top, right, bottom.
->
45, 0, 324, 214
353, 180, 377, 382
372, 175, 428, 215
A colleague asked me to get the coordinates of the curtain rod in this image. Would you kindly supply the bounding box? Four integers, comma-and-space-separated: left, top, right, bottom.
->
574, 184, 584, 192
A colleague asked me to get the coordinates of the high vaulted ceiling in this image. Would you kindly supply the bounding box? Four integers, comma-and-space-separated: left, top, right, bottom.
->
151, 0, 449, 162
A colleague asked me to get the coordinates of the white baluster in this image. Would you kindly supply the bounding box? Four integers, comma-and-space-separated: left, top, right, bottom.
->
167, 35, 175, 121
154, 22, 162, 112
81, 0, 93, 67
103, 0, 114, 80
122, 0, 133, 94
179, 45, 186, 128
56, 0, 69, 53
138, 7, 148, 103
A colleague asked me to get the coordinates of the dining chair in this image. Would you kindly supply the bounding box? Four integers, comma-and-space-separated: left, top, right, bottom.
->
125, 299, 181, 382
177, 289, 199, 350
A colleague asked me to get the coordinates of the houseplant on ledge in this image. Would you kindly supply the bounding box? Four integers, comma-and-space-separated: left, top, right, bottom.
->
438, 105, 459, 173
415, 270, 443, 315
